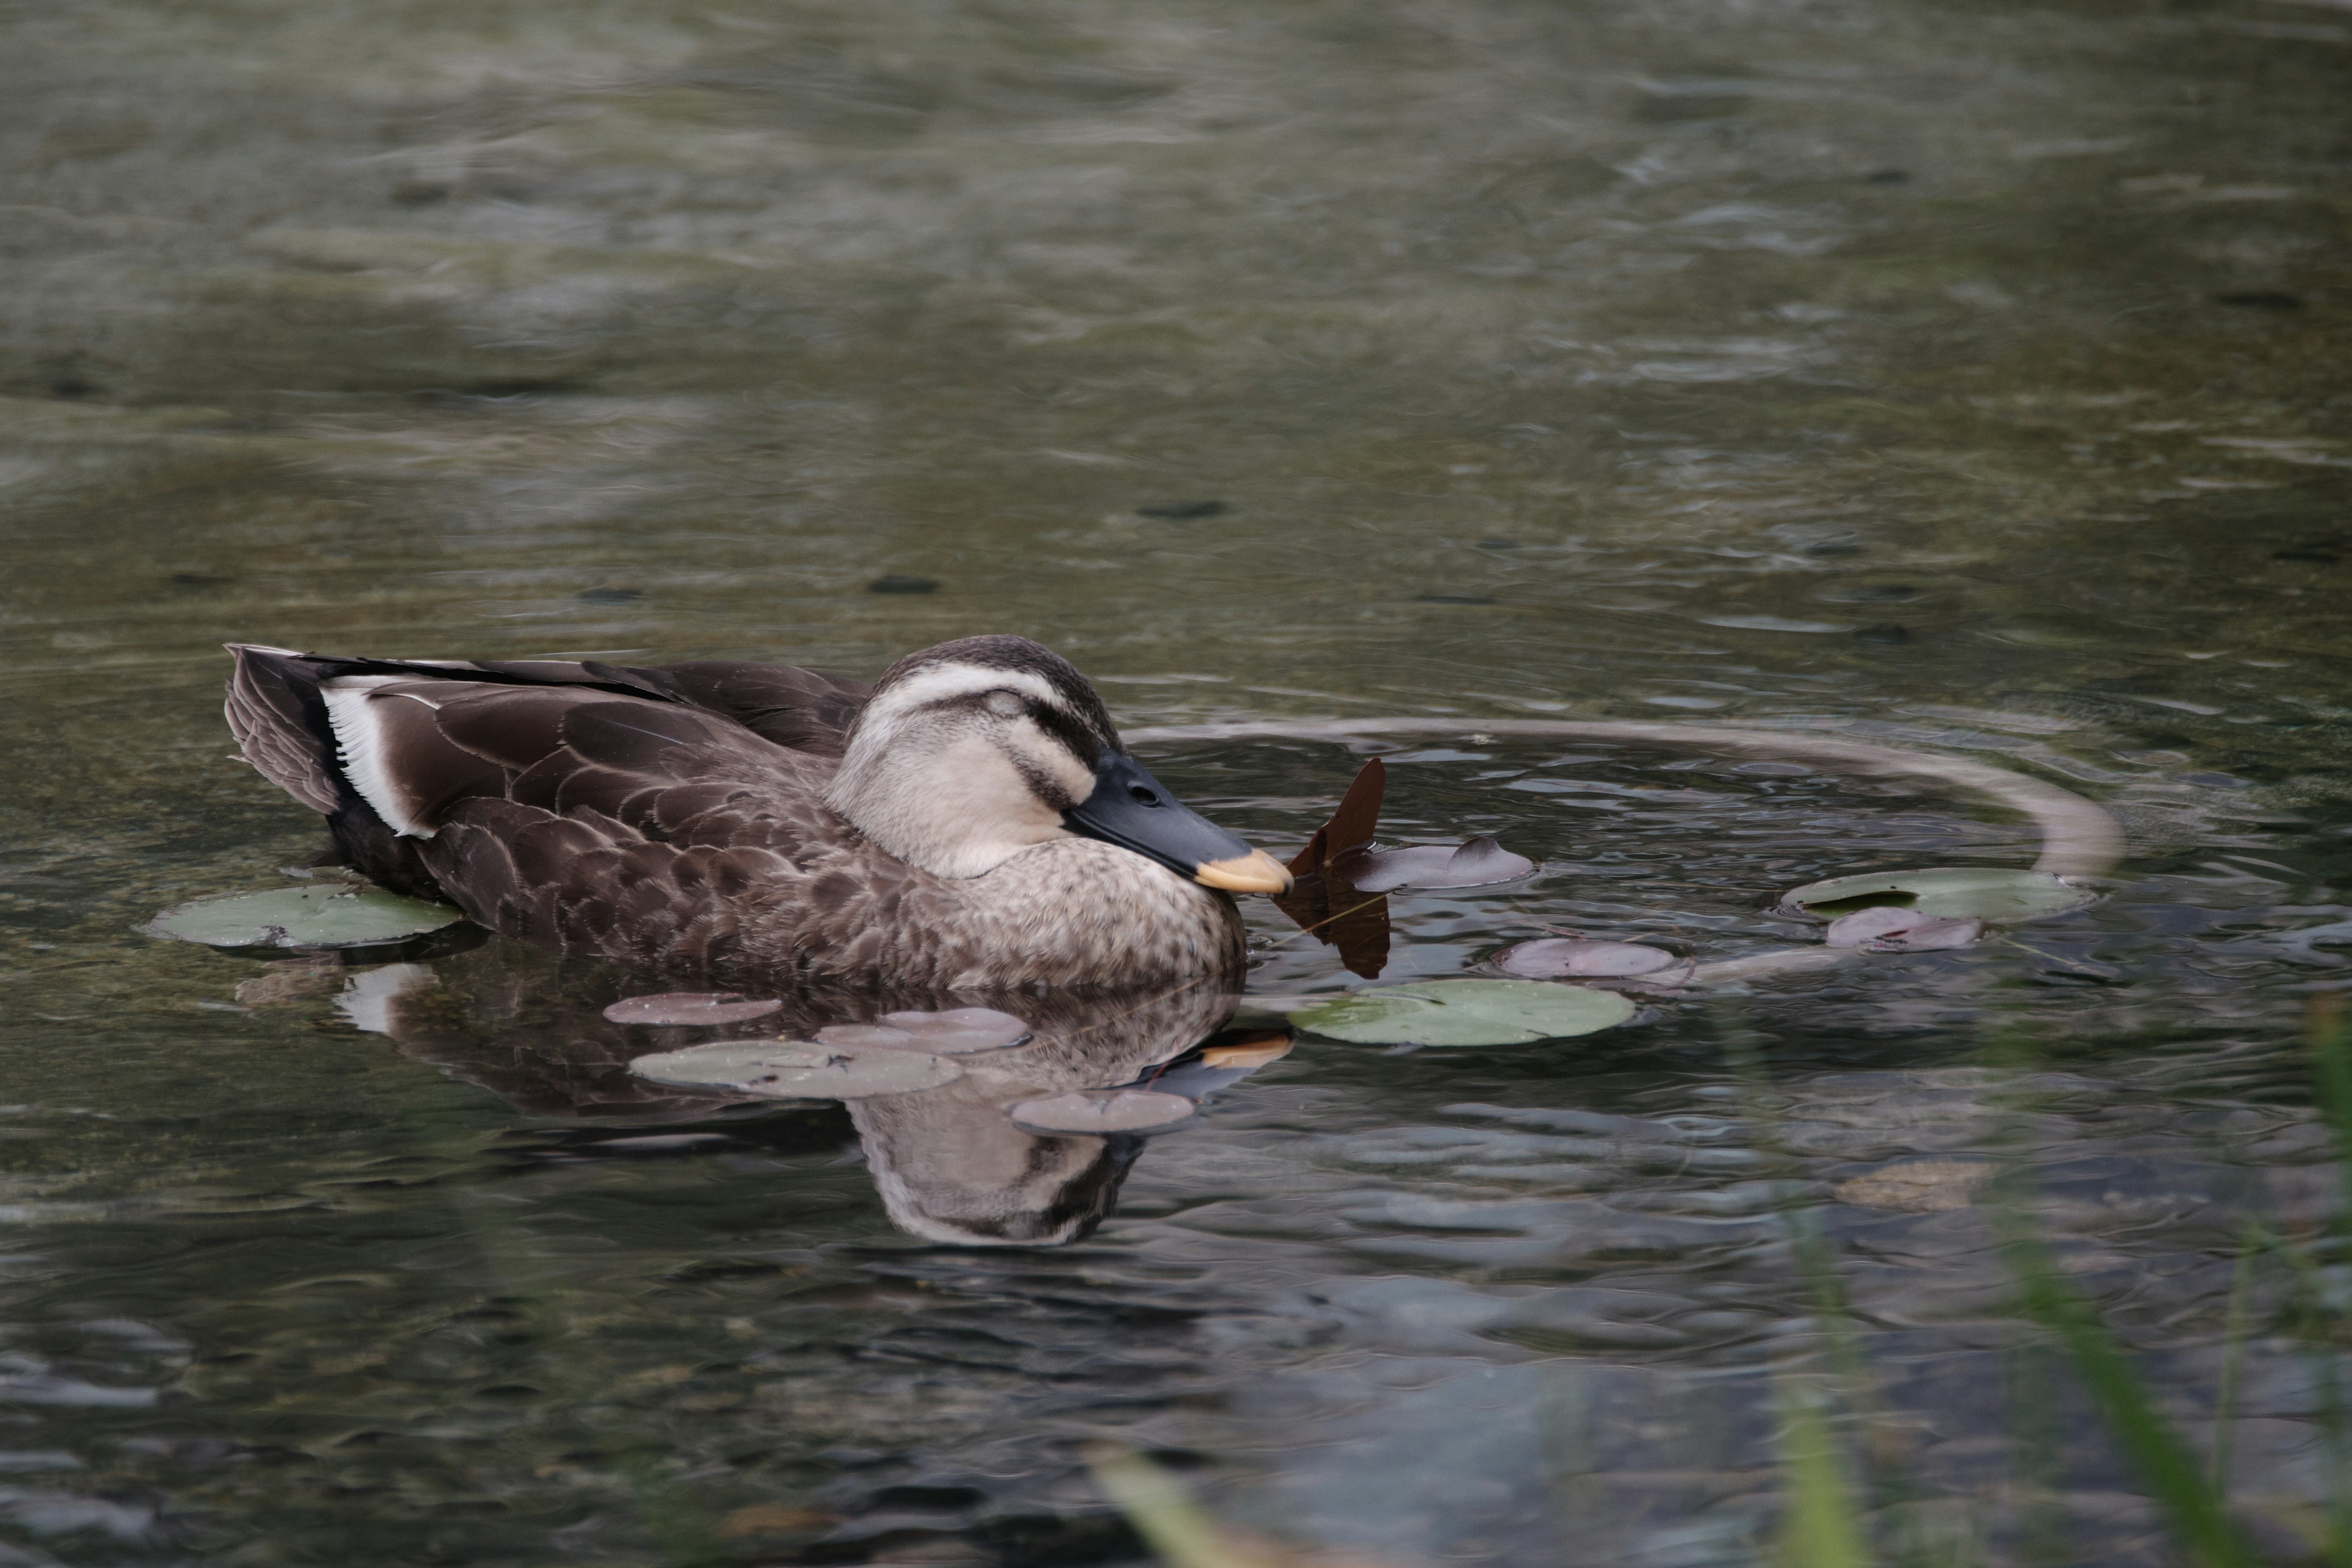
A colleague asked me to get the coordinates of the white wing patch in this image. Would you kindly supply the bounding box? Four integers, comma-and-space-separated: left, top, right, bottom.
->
322, 677, 436, 838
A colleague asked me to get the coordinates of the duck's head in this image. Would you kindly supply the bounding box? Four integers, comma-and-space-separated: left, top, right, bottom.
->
826, 634, 1291, 892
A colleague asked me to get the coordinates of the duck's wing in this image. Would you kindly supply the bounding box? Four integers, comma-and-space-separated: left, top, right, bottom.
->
235, 649, 870, 748
225, 647, 895, 966
641, 660, 872, 757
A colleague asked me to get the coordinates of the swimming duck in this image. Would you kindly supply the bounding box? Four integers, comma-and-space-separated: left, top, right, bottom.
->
223, 635, 1292, 990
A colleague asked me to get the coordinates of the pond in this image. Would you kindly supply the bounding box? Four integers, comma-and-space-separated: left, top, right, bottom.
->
4, 0, 2351, 1562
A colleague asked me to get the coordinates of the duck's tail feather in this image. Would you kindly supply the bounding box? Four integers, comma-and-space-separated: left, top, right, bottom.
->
222, 644, 445, 899
224, 644, 342, 813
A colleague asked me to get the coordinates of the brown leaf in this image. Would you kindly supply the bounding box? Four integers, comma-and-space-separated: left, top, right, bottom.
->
1834, 1160, 1993, 1213
1288, 756, 1386, 875
1273, 756, 1393, 976
1200, 1031, 1295, 1070
715, 1504, 837, 1539
1272, 876, 1392, 978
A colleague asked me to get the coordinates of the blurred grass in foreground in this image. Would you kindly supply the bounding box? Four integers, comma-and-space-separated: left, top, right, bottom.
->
1094, 1003, 2352, 1568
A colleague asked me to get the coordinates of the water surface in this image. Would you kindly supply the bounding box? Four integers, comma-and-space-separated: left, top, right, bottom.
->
4, 0, 2351, 1562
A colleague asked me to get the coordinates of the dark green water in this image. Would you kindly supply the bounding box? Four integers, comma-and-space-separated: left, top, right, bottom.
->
4, 0, 2351, 1562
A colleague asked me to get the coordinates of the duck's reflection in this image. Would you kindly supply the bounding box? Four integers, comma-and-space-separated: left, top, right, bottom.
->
244, 942, 1286, 1247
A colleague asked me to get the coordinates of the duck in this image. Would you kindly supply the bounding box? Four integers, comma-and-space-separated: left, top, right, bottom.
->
222, 635, 1292, 990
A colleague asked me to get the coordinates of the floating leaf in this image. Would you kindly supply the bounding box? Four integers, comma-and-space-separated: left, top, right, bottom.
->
1008, 1090, 1199, 1136
816, 1009, 1031, 1055
815, 1024, 918, 1051
1871, 916, 1983, 952
1826, 907, 1985, 952
630, 1041, 961, 1098
1833, 1160, 1994, 1213
1295, 978, 1635, 1047
1494, 938, 1680, 978
876, 1008, 1033, 1053
1333, 835, 1535, 892
1780, 867, 2097, 923
144, 885, 463, 951
1198, 1030, 1295, 1070
1824, 907, 1926, 948
1271, 875, 1391, 979
603, 992, 783, 1026
1274, 758, 1398, 976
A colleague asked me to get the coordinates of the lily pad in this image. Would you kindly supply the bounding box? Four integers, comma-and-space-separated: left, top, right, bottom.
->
603, 992, 783, 1026
1779, 867, 2097, 923
1825, 907, 1983, 952
1494, 938, 1681, 978
144, 885, 464, 951
1874, 917, 1983, 952
1294, 978, 1636, 1047
630, 1041, 961, 1098
1334, 835, 1536, 892
876, 1008, 1033, 1052
1007, 1090, 1199, 1136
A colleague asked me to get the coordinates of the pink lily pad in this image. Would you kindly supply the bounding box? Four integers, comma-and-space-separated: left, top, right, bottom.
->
603, 992, 785, 1027
1823, 907, 1984, 952
876, 1008, 1033, 1052
1007, 1090, 1200, 1136
1825, 907, 1929, 948
1494, 938, 1681, 978
1869, 916, 1983, 952
1334, 835, 1535, 892
816, 1008, 1033, 1056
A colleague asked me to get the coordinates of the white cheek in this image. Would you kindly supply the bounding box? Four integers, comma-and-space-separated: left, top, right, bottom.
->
936, 735, 1055, 829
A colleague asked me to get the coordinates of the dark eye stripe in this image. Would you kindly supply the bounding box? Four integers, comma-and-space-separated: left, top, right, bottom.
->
1025, 699, 1106, 769
922, 689, 1103, 772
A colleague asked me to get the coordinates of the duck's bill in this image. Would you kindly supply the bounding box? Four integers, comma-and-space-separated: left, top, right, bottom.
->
1064, 753, 1294, 895
1191, 848, 1294, 894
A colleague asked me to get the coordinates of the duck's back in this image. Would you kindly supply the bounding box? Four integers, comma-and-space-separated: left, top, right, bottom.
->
225, 646, 888, 971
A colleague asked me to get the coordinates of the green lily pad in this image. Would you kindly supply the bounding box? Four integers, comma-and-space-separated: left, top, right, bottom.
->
629, 1041, 962, 1099
144, 885, 464, 951
1777, 867, 2098, 923
1294, 978, 1637, 1047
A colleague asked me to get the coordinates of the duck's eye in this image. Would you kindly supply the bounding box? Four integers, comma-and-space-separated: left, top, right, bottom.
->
1129, 784, 1161, 807
983, 690, 1025, 718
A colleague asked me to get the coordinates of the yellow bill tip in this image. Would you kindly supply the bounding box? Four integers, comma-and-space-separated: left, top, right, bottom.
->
1193, 848, 1294, 895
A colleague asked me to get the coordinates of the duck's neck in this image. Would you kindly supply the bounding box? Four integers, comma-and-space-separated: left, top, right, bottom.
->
919, 838, 1248, 991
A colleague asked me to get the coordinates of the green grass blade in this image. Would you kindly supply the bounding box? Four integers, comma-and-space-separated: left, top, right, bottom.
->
1774, 1376, 1874, 1568
2313, 1003, 2352, 1232
1090, 1449, 1280, 1568
2209, 1231, 2256, 1498
2005, 1230, 2257, 1568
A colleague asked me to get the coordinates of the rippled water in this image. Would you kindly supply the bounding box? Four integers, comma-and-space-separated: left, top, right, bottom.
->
6, 0, 2352, 1562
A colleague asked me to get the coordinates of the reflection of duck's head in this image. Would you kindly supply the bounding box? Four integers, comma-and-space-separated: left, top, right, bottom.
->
844, 981, 1243, 1248
826, 635, 1291, 892
853, 1090, 1144, 1248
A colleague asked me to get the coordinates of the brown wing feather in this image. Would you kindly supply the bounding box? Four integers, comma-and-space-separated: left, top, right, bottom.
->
649, 660, 872, 756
